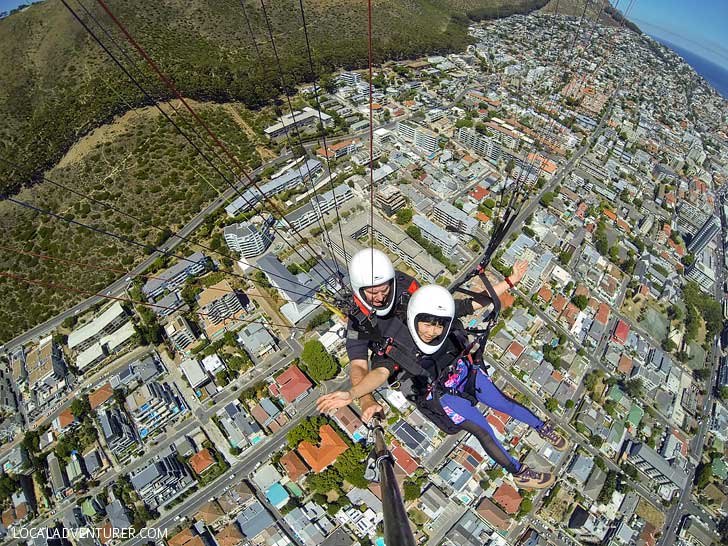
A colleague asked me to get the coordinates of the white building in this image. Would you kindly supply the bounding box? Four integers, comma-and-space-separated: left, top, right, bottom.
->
397, 121, 439, 156
413, 215, 459, 258
223, 218, 274, 259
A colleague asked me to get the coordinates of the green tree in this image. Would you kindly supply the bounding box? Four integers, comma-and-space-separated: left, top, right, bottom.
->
565, 399, 575, 409
571, 294, 588, 310
70, 395, 91, 419
403, 480, 421, 502
301, 340, 339, 382
540, 192, 555, 207
623, 379, 643, 399
545, 398, 559, 412
395, 208, 413, 225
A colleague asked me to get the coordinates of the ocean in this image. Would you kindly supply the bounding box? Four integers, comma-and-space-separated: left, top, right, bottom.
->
649, 35, 728, 100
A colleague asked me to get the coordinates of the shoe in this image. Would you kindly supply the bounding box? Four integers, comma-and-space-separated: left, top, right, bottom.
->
513, 465, 556, 490
538, 421, 569, 451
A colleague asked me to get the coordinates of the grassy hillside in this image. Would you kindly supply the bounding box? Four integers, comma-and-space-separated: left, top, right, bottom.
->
0, 0, 559, 196
0, 102, 260, 342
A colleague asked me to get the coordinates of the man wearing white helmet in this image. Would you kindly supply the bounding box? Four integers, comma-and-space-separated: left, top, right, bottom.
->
321, 248, 528, 422
338, 248, 420, 422
320, 283, 567, 489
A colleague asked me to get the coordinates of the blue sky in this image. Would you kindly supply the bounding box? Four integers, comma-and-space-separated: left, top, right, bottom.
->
622, 0, 728, 70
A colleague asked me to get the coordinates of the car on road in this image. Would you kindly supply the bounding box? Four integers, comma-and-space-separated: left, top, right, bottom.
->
229, 473, 235, 480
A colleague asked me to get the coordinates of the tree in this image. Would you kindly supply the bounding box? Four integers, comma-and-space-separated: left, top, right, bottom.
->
517, 497, 533, 518
662, 338, 676, 352
301, 340, 338, 382
720, 386, 728, 401
565, 399, 575, 409
395, 208, 413, 225
571, 294, 588, 310
540, 192, 555, 207
403, 481, 421, 502
623, 379, 643, 398
545, 398, 559, 412
70, 395, 91, 419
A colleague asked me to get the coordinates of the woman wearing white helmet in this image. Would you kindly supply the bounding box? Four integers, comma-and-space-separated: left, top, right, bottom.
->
406, 285, 566, 489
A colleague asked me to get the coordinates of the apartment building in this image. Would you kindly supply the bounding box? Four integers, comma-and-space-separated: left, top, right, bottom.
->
223, 217, 274, 259
142, 252, 207, 302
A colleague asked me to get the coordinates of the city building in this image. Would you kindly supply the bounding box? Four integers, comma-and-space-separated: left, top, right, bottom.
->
68, 302, 128, 352
433, 200, 478, 238
628, 442, 689, 491
164, 315, 197, 354
225, 159, 323, 216
263, 108, 332, 141
142, 252, 207, 302
687, 215, 720, 255
316, 138, 361, 160
269, 365, 313, 405
412, 215, 459, 258
284, 183, 354, 232
375, 185, 407, 216
25, 337, 66, 393
125, 382, 186, 441
196, 279, 250, 339
237, 322, 276, 358
397, 121, 440, 156
179, 359, 209, 389
129, 452, 195, 509
98, 406, 138, 460
223, 218, 274, 259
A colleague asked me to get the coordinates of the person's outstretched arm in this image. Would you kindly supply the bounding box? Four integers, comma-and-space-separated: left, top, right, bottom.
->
316, 367, 390, 420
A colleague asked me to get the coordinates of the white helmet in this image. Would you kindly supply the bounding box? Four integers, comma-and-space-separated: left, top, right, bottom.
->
407, 284, 455, 354
349, 249, 397, 316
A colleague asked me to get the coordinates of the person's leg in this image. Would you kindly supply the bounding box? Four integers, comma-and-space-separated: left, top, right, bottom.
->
473, 368, 544, 429
439, 393, 521, 474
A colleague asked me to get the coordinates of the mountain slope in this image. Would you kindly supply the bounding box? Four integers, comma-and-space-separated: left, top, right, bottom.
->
0, 0, 558, 195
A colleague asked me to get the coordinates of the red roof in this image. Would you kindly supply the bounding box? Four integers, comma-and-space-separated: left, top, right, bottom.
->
603, 209, 617, 221
272, 365, 313, 404
574, 284, 589, 297
476, 497, 511, 530
298, 425, 348, 473
612, 319, 630, 344
280, 451, 309, 481
552, 294, 568, 313
499, 291, 515, 310
57, 409, 75, 429
493, 483, 522, 514
469, 186, 490, 201
537, 285, 553, 302
89, 383, 114, 410
595, 302, 611, 325
189, 448, 216, 475
391, 441, 418, 475
507, 341, 524, 358
476, 212, 491, 223
486, 414, 506, 435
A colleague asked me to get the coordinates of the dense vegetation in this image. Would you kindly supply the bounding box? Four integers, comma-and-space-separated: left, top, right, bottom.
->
0, 104, 259, 342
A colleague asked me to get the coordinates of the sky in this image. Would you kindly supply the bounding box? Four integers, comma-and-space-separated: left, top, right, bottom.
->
622, 0, 728, 70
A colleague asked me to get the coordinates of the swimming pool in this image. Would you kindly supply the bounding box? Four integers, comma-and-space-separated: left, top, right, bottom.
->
375, 538, 385, 546
353, 430, 365, 442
